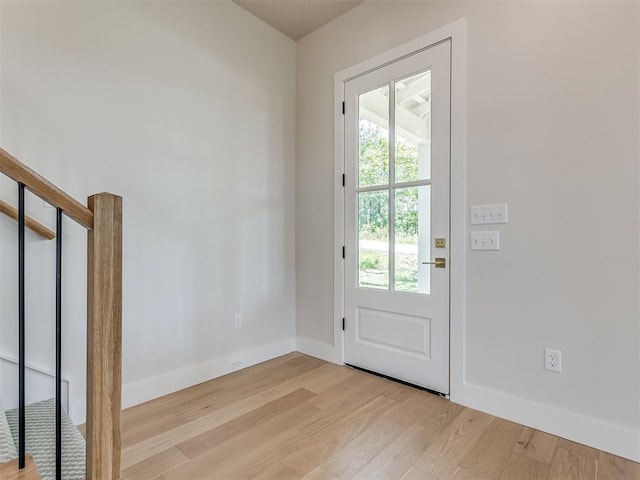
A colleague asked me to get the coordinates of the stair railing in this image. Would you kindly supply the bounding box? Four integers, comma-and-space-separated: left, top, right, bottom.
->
0, 199, 56, 240
0, 147, 122, 480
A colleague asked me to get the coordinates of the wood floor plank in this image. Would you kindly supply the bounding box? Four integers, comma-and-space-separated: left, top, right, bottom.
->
252, 462, 300, 480
122, 413, 185, 449
558, 438, 601, 460
281, 395, 398, 476
597, 451, 640, 480
121, 447, 188, 480
175, 354, 325, 423
301, 372, 398, 431
122, 362, 344, 469
455, 416, 525, 479
123, 353, 299, 426
514, 428, 560, 464
323, 392, 442, 479
321, 403, 409, 479
350, 423, 430, 480
548, 446, 597, 480
122, 353, 309, 447
306, 370, 381, 411
279, 434, 340, 478
380, 381, 419, 403
209, 428, 309, 480
413, 408, 494, 478
157, 404, 316, 479
300, 391, 397, 439
297, 363, 358, 394
498, 451, 551, 480
399, 465, 438, 480
451, 466, 491, 479
0, 455, 40, 480
420, 397, 466, 437
300, 466, 341, 480
176, 388, 316, 459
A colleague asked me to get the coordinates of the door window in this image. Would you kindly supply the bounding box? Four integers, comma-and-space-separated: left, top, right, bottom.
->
357, 70, 432, 294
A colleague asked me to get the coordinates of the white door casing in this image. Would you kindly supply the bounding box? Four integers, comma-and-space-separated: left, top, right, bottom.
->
343, 40, 451, 393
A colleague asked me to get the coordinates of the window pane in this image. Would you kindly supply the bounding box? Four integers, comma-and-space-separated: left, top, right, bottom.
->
395, 71, 431, 183
359, 85, 389, 187
395, 186, 430, 294
358, 190, 389, 289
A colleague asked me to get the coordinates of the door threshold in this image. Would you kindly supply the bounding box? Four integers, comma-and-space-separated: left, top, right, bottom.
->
345, 363, 449, 399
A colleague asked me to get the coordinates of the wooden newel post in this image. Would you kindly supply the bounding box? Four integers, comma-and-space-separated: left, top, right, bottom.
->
86, 193, 123, 480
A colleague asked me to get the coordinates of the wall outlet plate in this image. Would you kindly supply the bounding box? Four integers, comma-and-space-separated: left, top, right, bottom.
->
545, 348, 562, 372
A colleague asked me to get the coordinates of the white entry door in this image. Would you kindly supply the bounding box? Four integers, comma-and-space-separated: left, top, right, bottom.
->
344, 41, 451, 394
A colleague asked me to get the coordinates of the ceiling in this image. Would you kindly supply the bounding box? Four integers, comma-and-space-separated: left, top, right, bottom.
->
232, 0, 365, 40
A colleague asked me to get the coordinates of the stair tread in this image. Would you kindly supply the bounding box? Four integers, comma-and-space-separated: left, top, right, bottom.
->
0, 454, 41, 480
5, 399, 85, 480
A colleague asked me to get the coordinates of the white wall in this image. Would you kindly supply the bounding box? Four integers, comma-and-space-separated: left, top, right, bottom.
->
0, 0, 296, 423
296, 1, 640, 459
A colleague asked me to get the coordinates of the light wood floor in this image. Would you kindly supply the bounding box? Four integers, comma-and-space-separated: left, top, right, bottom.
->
121, 353, 640, 480
0, 455, 40, 480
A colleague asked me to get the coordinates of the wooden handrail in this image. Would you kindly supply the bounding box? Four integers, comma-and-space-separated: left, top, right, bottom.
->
0, 200, 56, 240
0, 148, 94, 230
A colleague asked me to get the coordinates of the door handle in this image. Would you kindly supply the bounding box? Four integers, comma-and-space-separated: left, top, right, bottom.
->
422, 258, 446, 268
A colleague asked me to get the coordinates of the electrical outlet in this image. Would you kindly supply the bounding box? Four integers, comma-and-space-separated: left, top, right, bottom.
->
545, 348, 562, 372
234, 313, 242, 329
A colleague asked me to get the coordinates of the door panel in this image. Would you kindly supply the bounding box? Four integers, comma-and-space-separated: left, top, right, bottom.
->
344, 40, 451, 393
357, 308, 431, 358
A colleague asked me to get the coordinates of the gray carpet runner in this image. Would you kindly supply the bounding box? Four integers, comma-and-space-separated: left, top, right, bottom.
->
5, 398, 86, 480
0, 399, 18, 463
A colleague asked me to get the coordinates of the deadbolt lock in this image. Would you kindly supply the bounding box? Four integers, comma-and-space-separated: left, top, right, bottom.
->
422, 258, 446, 268
435, 238, 446, 248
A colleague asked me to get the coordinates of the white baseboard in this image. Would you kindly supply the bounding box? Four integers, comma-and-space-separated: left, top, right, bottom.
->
122, 338, 295, 410
295, 337, 342, 364
453, 382, 640, 463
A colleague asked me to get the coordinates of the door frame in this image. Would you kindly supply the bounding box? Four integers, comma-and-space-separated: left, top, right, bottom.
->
333, 19, 467, 400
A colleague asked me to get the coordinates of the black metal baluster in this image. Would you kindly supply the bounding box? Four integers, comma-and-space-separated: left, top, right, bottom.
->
18, 183, 25, 470
56, 208, 63, 480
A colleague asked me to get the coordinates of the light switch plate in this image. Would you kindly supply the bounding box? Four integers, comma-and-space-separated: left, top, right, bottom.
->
471, 204, 508, 225
470, 231, 500, 250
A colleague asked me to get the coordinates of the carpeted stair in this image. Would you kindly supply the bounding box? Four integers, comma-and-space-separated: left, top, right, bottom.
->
0, 399, 18, 464
2, 398, 85, 480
